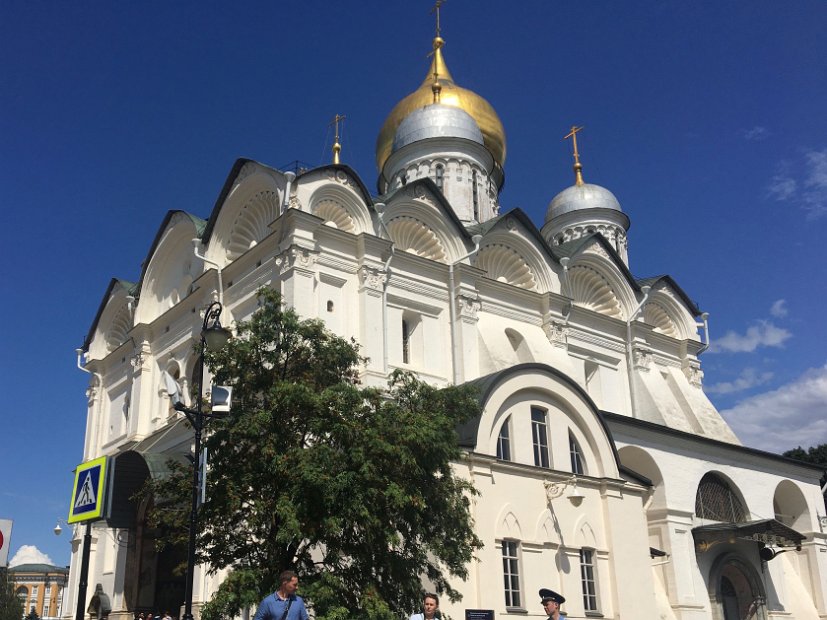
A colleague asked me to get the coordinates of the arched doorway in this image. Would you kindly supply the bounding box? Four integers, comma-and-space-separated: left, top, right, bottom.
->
709, 554, 767, 620
110, 450, 186, 617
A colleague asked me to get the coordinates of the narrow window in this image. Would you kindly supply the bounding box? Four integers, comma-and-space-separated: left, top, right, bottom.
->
435, 164, 444, 190
502, 540, 521, 608
326, 300, 334, 312
402, 319, 410, 364
580, 548, 599, 612
472, 170, 479, 220
497, 417, 511, 461
531, 407, 550, 468
569, 431, 585, 475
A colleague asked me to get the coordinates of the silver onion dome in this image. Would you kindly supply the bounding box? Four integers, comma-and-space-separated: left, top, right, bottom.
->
392, 103, 484, 153
545, 183, 623, 224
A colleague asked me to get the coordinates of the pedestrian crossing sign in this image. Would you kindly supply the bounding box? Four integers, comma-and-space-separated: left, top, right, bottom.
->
68, 456, 108, 523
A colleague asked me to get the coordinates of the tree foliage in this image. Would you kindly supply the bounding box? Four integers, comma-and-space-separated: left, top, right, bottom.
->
147, 288, 482, 620
783, 443, 827, 510
0, 569, 24, 620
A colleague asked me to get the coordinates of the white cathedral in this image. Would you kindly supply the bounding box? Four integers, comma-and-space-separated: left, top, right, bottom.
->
66, 27, 827, 620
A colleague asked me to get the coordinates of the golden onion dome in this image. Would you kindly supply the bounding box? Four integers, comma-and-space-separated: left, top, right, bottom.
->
376, 36, 506, 172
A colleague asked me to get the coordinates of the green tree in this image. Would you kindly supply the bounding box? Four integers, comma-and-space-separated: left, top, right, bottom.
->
147, 288, 482, 620
783, 443, 827, 510
0, 569, 24, 620
24, 607, 39, 620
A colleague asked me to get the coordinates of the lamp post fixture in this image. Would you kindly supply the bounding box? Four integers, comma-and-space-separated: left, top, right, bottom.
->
178, 301, 232, 620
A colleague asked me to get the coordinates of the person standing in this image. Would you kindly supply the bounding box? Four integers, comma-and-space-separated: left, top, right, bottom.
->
539, 588, 565, 620
409, 593, 440, 620
253, 571, 309, 620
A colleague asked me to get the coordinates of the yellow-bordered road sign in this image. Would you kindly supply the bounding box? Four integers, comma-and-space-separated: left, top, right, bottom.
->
68, 456, 108, 523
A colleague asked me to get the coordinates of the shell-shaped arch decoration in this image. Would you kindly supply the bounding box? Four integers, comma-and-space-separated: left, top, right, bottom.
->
226, 190, 280, 261
643, 301, 679, 337
476, 244, 537, 290
386, 216, 447, 261
313, 199, 355, 232
568, 265, 623, 319
106, 304, 132, 353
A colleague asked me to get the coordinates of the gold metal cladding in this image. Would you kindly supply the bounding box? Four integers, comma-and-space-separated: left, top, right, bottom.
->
375, 35, 507, 172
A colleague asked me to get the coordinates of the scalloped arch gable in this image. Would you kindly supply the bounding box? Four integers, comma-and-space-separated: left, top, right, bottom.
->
135, 215, 202, 325
643, 288, 695, 340
386, 215, 447, 261
476, 243, 537, 291
568, 265, 624, 319
643, 301, 679, 338
307, 184, 371, 234
382, 199, 467, 262
206, 170, 283, 265
88, 293, 133, 360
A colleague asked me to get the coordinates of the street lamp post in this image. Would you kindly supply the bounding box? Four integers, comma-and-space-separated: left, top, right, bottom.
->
177, 301, 231, 620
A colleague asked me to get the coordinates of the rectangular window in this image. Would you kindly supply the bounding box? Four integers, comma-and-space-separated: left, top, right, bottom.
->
496, 418, 511, 461
531, 407, 549, 468
502, 540, 521, 608
580, 548, 599, 612
569, 432, 585, 475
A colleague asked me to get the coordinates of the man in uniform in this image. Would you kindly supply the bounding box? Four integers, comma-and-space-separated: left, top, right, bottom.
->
539, 588, 565, 620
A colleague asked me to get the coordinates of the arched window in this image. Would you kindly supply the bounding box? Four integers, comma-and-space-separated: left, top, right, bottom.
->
435, 164, 444, 190
472, 170, 479, 221
569, 431, 585, 475
531, 407, 550, 468
497, 417, 512, 461
695, 472, 746, 523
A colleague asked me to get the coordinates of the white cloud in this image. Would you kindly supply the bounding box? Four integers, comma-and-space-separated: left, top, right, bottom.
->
769, 299, 788, 318
766, 148, 827, 218
706, 367, 774, 395
802, 148, 827, 218
742, 126, 769, 141
710, 320, 792, 353
720, 364, 827, 453
767, 168, 797, 201
9, 545, 53, 567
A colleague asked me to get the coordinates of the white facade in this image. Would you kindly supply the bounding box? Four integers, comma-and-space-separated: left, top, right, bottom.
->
67, 34, 827, 620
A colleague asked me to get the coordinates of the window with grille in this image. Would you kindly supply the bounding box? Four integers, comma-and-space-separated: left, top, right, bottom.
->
580, 548, 599, 612
531, 407, 550, 468
695, 472, 746, 522
569, 431, 585, 475
502, 540, 521, 608
497, 417, 512, 461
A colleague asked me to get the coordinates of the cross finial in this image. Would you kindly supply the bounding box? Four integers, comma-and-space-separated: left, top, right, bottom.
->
431, 0, 445, 38
564, 125, 585, 186
330, 114, 346, 165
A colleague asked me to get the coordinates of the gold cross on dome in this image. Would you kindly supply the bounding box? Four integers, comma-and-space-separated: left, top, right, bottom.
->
564, 125, 585, 185
431, 0, 445, 38
329, 114, 346, 164
564, 125, 584, 165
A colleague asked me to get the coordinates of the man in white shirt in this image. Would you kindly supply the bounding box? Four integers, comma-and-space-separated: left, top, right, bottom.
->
409, 593, 440, 620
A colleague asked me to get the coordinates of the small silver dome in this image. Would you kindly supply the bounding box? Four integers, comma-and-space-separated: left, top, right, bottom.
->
545, 183, 623, 223
392, 104, 484, 153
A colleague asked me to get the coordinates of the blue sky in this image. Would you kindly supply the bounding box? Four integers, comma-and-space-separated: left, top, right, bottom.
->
2, 1, 826, 568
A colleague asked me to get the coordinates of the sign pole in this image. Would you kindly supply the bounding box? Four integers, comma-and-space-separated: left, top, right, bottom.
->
75, 522, 92, 620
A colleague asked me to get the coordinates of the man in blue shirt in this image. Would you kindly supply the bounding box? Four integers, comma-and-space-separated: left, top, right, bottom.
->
253, 571, 309, 620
